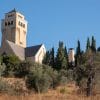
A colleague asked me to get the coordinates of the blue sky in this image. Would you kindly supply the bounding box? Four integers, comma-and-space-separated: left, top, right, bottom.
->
0, 0, 100, 51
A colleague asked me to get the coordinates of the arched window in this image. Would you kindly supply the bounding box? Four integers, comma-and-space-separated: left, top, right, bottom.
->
5, 22, 7, 26
11, 21, 13, 25
8, 21, 10, 25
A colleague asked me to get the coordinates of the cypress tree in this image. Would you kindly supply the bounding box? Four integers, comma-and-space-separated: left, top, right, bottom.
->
76, 40, 81, 56
91, 36, 96, 52
42, 51, 50, 65
49, 47, 55, 68
86, 37, 90, 51
64, 46, 68, 66
76, 40, 82, 65
55, 41, 67, 70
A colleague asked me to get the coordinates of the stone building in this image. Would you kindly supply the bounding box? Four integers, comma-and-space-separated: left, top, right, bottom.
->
68, 48, 75, 63
0, 9, 46, 64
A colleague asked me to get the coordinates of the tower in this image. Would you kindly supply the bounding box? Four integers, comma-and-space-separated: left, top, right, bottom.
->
68, 48, 75, 63
1, 9, 27, 48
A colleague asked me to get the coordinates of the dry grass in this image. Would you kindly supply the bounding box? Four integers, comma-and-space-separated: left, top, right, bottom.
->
0, 82, 100, 100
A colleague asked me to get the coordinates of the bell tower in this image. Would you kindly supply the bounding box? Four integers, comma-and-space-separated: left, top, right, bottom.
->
1, 9, 27, 47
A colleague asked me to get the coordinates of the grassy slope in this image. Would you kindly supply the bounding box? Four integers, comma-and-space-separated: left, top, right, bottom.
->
0, 83, 100, 100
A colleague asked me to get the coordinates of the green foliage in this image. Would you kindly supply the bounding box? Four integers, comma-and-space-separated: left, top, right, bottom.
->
0, 63, 6, 76
74, 51, 100, 96
55, 41, 68, 70
43, 47, 55, 69
91, 36, 96, 52
58, 69, 68, 85
76, 40, 81, 56
1, 55, 20, 77
86, 37, 91, 51
26, 64, 58, 93
49, 47, 55, 68
42, 51, 50, 65
64, 46, 68, 63
14, 61, 32, 78
75, 40, 83, 66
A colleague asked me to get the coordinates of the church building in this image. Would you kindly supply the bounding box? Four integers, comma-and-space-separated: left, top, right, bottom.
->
0, 9, 46, 64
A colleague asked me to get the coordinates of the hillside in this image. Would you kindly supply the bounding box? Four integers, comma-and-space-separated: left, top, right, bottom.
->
0, 82, 100, 100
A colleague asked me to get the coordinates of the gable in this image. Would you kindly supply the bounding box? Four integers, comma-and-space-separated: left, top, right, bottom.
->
25, 44, 42, 57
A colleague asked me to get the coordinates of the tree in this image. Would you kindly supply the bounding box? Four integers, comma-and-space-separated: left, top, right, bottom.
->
75, 40, 82, 66
49, 47, 55, 68
74, 51, 98, 96
86, 37, 91, 52
42, 51, 50, 65
43, 47, 55, 68
14, 61, 32, 78
64, 46, 68, 63
91, 36, 96, 52
26, 64, 58, 93
76, 40, 81, 56
0, 63, 6, 76
55, 41, 67, 70
1, 55, 20, 77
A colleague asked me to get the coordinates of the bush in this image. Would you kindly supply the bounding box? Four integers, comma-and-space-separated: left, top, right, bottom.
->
60, 88, 66, 94
0, 63, 6, 76
1, 55, 20, 77
26, 63, 59, 93
0, 78, 27, 95
0, 78, 10, 92
57, 70, 67, 85
14, 61, 32, 78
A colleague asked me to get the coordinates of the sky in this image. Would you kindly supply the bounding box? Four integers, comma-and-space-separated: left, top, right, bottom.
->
0, 0, 100, 51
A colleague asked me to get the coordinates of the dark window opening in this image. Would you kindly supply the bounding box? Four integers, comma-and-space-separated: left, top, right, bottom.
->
18, 21, 20, 25
20, 23, 23, 26
23, 24, 25, 28
8, 14, 13, 18
5, 22, 7, 26
8, 22, 10, 25
11, 21, 13, 25
20, 42, 23, 44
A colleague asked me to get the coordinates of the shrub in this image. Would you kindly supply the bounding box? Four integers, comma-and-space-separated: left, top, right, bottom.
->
2, 55, 20, 77
26, 63, 59, 93
0, 63, 6, 76
14, 61, 32, 78
60, 88, 66, 94
57, 69, 68, 85
0, 78, 10, 92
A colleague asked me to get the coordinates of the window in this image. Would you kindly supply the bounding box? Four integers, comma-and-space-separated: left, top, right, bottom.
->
18, 21, 20, 25
20, 42, 23, 44
11, 21, 13, 25
5, 22, 7, 26
18, 21, 25, 28
8, 15, 13, 17
23, 24, 25, 28
8, 21, 10, 25
20, 22, 23, 27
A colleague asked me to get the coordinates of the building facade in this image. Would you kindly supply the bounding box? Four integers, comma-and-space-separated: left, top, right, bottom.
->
0, 9, 46, 64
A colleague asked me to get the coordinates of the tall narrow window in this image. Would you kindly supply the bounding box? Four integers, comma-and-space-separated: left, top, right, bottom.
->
5, 22, 7, 26
11, 21, 13, 25
8, 21, 10, 25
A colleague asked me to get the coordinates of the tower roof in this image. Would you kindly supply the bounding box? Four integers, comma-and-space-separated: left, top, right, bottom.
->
7, 8, 17, 14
